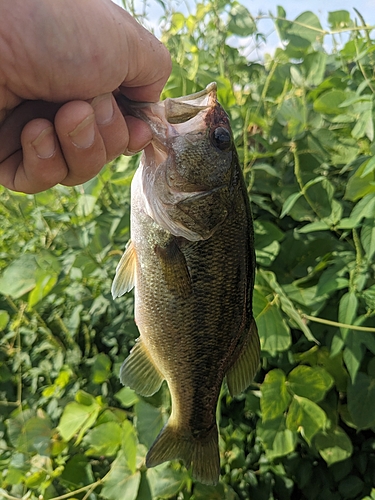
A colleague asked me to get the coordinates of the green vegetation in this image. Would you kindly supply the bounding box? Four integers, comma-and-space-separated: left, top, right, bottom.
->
1, 2, 375, 499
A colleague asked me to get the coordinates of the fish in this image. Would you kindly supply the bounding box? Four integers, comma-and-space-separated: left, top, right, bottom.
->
112, 83, 260, 485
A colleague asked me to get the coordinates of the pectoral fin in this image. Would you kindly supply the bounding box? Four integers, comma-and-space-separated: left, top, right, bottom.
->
226, 319, 260, 397
120, 339, 164, 396
155, 239, 192, 298
111, 240, 137, 298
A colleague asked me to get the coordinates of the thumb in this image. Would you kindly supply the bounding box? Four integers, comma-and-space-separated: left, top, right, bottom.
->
112, 4, 172, 102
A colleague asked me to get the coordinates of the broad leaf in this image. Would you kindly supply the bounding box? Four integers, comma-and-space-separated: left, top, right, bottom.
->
286, 396, 327, 444
260, 369, 292, 421
84, 422, 122, 457
314, 427, 353, 465
347, 373, 375, 429
101, 452, 141, 500
288, 365, 334, 402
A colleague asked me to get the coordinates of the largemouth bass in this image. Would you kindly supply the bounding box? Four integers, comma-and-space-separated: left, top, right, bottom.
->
112, 83, 260, 485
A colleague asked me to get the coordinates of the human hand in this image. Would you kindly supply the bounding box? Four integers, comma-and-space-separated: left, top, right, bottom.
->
0, 0, 171, 193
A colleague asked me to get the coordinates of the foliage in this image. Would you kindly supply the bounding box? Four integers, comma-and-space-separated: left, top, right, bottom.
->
1, 2, 375, 499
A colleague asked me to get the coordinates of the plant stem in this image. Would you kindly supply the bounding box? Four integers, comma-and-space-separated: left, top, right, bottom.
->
302, 313, 375, 332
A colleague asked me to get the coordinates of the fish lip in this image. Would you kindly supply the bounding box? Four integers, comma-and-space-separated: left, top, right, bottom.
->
115, 82, 218, 130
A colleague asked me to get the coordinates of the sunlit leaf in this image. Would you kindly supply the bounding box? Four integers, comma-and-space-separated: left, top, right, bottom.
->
314, 427, 353, 465
147, 464, 187, 498
260, 369, 292, 421
84, 422, 122, 456
253, 289, 291, 355
91, 353, 112, 384
58, 400, 100, 443
286, 396, 327, 444
101, 452, 140, 500
122, 419, 138, 474
288, 365, 334, 402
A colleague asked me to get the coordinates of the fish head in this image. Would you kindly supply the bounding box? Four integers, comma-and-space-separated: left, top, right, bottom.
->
120, 83, 239, 241
163, 84, 235, 192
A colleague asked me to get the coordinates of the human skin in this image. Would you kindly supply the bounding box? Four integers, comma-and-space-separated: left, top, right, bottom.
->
0, 0, 171, 193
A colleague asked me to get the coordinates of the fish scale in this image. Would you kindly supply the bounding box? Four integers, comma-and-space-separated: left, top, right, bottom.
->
112, 83, 260, 485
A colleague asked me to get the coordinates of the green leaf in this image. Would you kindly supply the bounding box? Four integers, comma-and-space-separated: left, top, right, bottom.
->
360, 156, 375, 177
304, 52, 327, 87
0, 254, 38, 298
28, 271, 58, 308
115, 387, 139, 408
122, 419, 138, 474
257, 417, 296, 459
277, 97, 306, 137
352, 104, 374, 141
259, 271, 316, 343
361, 218, 375, 260
60, 454, 94, 489
91, 353, 112, 384
328, 10, 351, 29
287, 366, 334, 402
58, 400, 100, 443
347, 372, 375, 429
84, 422, 122, 456
227, 3, 255, 36
314, 427, 353, 465
343, 337, 365, 383
345, 160, 375, 202
280, 192, 302, 218
253, 289, 291, 355
313, 90, 348, 114
136, 471, 152, 500
76, 194, 97, 217
338, 476, 365, 499
286, 395, 327, 444
147, 464, 187, 498
102, 451, 141, 500
6, 413, 52, 456
0, 310, 10, 331
135, 400, 165, 449
260, 369, 292, 421
289, 12, 323, 43
338, 292, 358, 337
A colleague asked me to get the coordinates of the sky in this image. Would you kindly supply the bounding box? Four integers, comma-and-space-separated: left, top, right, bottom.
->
114, 0, 375, 57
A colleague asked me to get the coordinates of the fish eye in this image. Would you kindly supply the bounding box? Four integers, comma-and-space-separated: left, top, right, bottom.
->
211, 126, 232, 151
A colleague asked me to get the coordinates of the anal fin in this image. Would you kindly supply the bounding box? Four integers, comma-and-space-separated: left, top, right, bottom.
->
111, 240, 137, 298
226, 319, 260, 397
120, 339, 164, 397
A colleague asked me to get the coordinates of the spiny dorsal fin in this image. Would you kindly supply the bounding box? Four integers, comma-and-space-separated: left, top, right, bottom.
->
226, 319, 260, 397
155, 239, 192, 299
120, 339, 164, 397
111, 240, 137, 299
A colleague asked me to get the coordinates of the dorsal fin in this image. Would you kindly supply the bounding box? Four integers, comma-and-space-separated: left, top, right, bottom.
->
111, 240, 137, 298
226, 319, 260, 397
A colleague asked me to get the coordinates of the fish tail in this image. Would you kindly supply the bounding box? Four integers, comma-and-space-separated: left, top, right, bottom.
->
146, 421, 220, 485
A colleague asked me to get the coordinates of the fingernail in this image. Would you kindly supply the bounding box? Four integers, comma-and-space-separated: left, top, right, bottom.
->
92, 93, 114, 125
69, 114, 95, 148
32, 127, 56, 159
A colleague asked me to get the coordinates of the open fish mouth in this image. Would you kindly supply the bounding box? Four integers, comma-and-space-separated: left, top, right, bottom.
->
115, 82, 218, 144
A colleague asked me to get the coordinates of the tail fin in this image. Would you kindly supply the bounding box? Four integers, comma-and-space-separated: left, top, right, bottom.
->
146, 421, 220, 485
